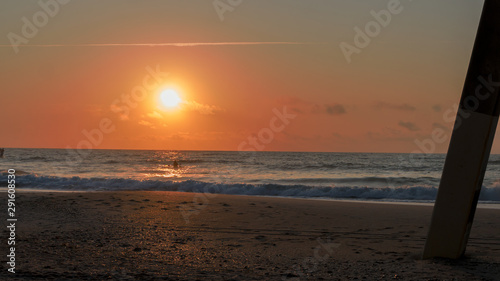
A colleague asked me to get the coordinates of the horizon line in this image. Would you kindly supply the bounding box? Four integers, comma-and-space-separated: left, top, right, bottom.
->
0, 147, 451, 155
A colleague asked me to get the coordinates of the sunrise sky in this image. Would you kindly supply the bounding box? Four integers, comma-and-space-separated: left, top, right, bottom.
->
1, 0, 496, 153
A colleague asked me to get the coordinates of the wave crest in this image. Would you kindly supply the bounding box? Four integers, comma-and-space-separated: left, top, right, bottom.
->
3, 174, 500, 202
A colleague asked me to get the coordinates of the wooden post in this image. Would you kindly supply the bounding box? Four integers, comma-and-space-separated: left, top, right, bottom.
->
423, 0, 500, 259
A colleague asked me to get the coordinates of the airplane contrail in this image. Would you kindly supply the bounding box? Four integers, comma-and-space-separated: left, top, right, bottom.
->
0, 42, 327, 48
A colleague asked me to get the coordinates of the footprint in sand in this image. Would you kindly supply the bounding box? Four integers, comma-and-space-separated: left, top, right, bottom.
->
255, 235, 267, 241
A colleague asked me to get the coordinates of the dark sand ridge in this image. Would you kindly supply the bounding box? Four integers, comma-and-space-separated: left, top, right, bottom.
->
2, 191, 499, 280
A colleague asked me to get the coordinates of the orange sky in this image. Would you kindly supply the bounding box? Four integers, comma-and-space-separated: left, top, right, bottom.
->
2, 0, 499, 153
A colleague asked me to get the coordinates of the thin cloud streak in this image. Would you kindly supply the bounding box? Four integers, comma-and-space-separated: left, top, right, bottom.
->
0, 42, 327, 48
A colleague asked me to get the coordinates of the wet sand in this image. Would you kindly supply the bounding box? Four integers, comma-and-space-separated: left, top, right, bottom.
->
2, 191, 500, 280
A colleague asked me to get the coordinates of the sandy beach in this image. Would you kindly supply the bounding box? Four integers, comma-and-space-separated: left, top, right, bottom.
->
2, 191, 500, 280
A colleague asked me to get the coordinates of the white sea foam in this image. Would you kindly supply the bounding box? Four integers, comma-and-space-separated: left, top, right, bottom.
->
1, 149, 499, 203
3, 174, 499, 202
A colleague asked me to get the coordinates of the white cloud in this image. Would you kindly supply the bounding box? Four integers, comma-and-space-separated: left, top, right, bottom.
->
184, 100, 223, 115
147, 111, 163, 119
138, 120, 155, 129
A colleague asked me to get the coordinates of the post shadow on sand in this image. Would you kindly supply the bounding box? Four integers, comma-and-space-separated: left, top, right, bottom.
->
423, 0, 500, 259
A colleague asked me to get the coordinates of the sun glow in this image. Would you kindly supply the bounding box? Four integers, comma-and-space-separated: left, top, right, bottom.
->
160, 89, 182, 109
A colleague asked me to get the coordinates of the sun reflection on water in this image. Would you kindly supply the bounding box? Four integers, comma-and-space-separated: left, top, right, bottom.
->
139, 151, 190, 180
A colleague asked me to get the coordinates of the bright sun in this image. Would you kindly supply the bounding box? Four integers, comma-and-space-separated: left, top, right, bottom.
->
160, 89, 182, 109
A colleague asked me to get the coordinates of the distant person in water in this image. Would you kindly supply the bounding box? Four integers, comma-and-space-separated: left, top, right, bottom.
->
173, 160, 179, 169
0, 148, 4, 158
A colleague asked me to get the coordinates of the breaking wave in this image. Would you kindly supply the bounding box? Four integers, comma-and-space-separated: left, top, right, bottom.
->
3, 174, 500, 202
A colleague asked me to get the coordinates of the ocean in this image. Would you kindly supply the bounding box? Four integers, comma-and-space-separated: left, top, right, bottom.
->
1, 148, 499, 203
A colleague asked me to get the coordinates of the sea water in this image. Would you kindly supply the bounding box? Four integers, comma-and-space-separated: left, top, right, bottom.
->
0, 148, 499, 203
